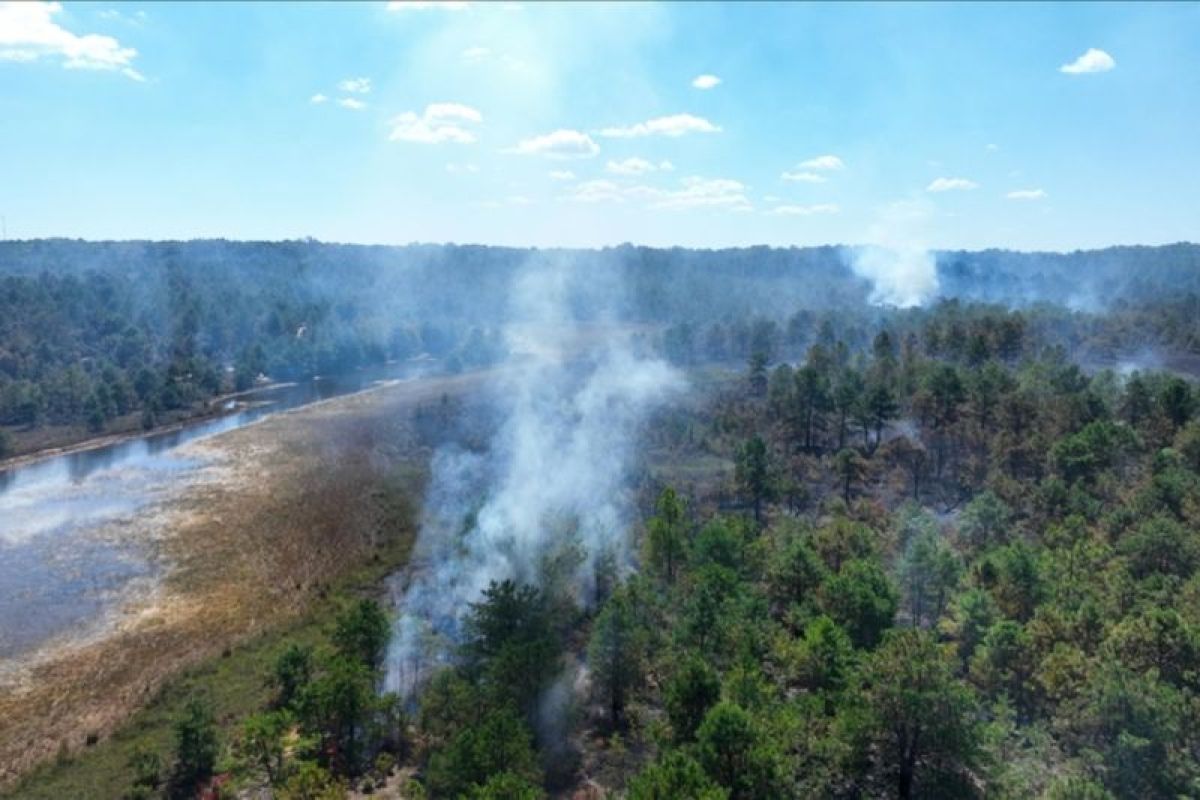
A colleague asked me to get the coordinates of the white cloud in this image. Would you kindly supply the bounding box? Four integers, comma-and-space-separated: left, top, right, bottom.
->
797, 154, 844, 171
0, 1, 144, 80
691, 74, 720, 89
985, 143, 999, 152
567, 179, 625, 203
606, 157, 673, 175
461, 46, 490, 63
390, 103, 482, 143
548, 170, 576, 181
338, 77, 371, 94
97, 8, 147, 26
506, 128, 599, 159
769, 203, 839, 216
1060, 48, 1115, 75
644, 176, 751, 211
927, 177, 978, 192
1006, 188, 1046, 201
386, 1, 469, 10
310, 93, 328, 104
564, 175, 750, 212
596, 113, 720, 138
446, 162, 480, 174
781, 170, 827, 183
338, 97, 367, 110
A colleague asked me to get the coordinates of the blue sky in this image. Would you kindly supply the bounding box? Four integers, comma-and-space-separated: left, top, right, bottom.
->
1, 1, 1197, 250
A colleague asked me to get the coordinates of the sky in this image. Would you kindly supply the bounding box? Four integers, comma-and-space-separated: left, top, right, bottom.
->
0, 1, 1197, 251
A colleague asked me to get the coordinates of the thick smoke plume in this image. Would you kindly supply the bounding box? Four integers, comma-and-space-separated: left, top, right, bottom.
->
387, 256, 682, 696
849, 244, 937, 308
845, 197, 939, 307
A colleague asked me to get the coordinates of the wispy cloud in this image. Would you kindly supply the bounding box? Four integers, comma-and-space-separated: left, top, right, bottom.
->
446, 162, 480, 174
1006, 188, 1046, 201
566, 179, 626, 203
564, 175, 751, 212
781, 170, 827, 183
1060, 48, 1115, 75
769, 203, 839, 216
338, 97, 367, 111
927, 176, 978, 192
691, 74, 720, 89
548, 170, 576, 181
461, 46, 490, 63
643, 176, 751, 211
606, 157, 673, 175
797, 154, 844, 171
390, 103, 482, 143
310, 93, 328, 105
596, 113, 720, 139
0, 1, 144, 80
506, 129, 599, 159
338, 77, 371, 94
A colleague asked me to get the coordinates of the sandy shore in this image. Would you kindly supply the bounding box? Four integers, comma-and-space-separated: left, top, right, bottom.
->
0, 368, 496, 787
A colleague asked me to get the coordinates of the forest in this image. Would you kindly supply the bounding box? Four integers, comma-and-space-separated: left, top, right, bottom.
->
20, 286, 1194, 800
2, 240, 1199, 456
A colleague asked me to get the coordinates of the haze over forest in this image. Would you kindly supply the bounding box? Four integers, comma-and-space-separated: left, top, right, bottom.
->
2, 3, 1200, 800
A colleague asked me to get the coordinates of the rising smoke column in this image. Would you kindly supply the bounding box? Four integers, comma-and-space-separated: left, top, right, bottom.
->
845, 197, 939, 307
387, 255, 682, 696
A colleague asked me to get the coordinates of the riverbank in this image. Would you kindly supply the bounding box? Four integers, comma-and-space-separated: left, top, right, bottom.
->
0, 385, 274, 468
0, 368, 495, 790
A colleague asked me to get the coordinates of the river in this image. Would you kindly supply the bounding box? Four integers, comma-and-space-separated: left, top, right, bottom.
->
0, 359, 437, 662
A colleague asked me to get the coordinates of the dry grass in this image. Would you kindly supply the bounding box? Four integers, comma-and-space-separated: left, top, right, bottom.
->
0, 369, 495, 789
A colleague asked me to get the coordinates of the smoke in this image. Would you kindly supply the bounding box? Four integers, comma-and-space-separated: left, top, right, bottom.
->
387, 255, 683, 696
845, 197, 939, 308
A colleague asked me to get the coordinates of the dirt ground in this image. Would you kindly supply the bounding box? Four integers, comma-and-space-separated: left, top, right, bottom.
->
0, 369, 497, 788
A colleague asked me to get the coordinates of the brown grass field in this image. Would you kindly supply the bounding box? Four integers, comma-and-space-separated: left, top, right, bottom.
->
0, 369, 497, 789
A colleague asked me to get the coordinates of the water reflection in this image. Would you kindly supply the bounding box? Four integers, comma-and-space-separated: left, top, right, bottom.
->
0, 360, 434, 661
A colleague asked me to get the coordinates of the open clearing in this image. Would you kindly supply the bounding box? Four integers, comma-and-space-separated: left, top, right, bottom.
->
0, 368, 496, 789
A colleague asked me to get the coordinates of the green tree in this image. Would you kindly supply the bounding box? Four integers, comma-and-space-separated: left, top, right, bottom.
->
958, 490, 1013, 553
863, 383, 899, 454
238, 710, 290, 785
170, 697, 219, 797
794, 365, 831, 452
274, 643, 314, 708
297, 656, 376, 776
467, 770, 545, 799
696, 702, 779, 800
735, 435, 774, 524
821, 558, 898, 648
843, 630, 983, 800
277, 761, 346, 800
665, 653, 721, 743
792, 614, 855, 696
462, 580, 560, 716
833, 447, 866, 505
588, 592, 646, 729
1118, 515, 1200, 581
426, 707, 542, 798
647, 487, 687, 584
627, 750, 728, 800
899, 529, 961, 628
1041, 775, 1115, 800
333, 598, 391, 674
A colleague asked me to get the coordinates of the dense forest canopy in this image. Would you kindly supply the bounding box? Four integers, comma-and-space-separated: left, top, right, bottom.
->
1, 240, 1198, 438
7, 239, 1200, 799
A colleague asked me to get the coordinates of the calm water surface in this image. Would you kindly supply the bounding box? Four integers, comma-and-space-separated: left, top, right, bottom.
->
0, 361, 433, 660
